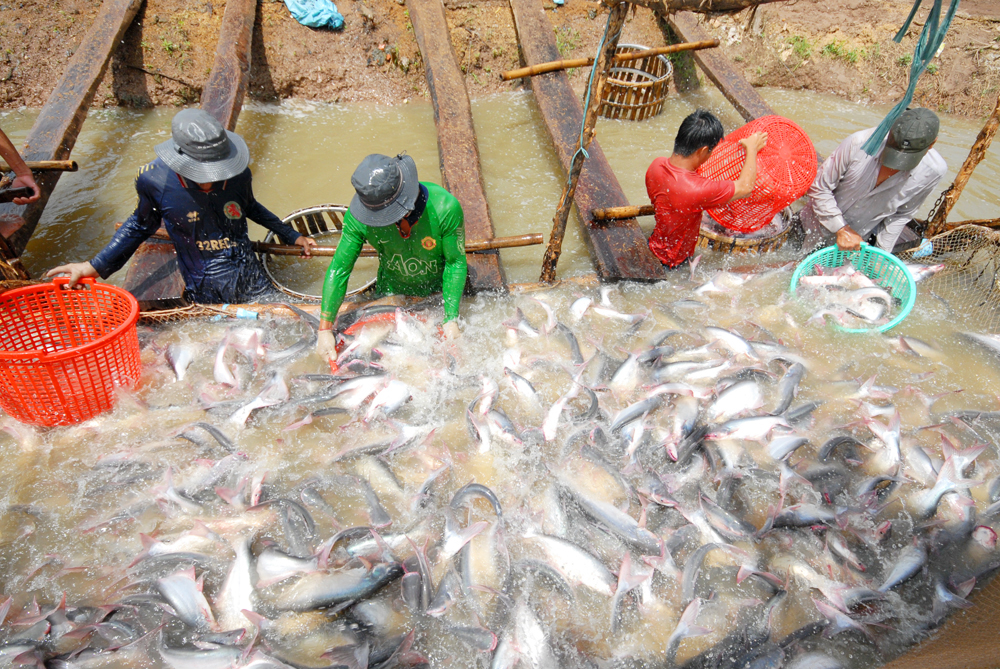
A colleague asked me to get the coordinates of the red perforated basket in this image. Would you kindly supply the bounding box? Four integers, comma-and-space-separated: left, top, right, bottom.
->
0, 277, 141, 426
697, 115, 817, 234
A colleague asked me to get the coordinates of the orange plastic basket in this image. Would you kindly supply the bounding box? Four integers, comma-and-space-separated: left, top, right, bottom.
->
697, 115, 817, 234
0, 277, 141, 426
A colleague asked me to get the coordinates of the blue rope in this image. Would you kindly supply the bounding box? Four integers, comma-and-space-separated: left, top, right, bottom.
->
862, 0, 960, 156
567, 10, 620, 181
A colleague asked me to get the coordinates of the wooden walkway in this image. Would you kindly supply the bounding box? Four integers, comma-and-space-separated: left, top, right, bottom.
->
408, 0, 508, 293
0, 0, 144, 257
124, 0, 258, 308
663, 11, 776, 122
509, 0, 667, 282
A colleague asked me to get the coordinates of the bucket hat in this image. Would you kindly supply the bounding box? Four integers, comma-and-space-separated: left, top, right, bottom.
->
881, 108, 939, 172
154, 108, 250, 183
348, 154, 420, 227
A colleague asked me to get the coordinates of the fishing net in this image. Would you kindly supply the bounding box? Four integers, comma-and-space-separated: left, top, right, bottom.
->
881, 566, 1000, 669
138, 304, 234, 325
698, 115, 817, 234
896, 224, 1000, 334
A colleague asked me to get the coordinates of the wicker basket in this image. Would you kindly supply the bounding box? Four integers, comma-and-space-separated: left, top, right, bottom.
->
599, 44, 673, 121
696, 210, 792, 255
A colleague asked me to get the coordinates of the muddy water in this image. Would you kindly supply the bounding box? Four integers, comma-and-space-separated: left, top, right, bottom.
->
2, 87, 998, 287
0, 90, 999, 667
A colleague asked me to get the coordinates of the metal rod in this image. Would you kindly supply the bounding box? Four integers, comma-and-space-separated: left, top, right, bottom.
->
501, 39, 718, 81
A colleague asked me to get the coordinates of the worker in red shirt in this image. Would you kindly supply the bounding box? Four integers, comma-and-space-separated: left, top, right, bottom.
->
645, 110, 768, 267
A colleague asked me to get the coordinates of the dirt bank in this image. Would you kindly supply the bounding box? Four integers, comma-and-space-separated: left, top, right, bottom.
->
0, 0, 997, 120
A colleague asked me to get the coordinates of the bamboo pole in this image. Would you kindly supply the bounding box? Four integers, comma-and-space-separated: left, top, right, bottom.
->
114, 223, 543, 256
926, 92, 1000, 237
0, 160, 78, 172
538, 3, 630, 283
255, 233, 545, 257
501, 39, 718, 81
593, 204, 655, 220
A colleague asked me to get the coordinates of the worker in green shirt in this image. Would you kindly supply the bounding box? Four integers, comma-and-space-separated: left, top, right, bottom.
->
316, 153, 467, 360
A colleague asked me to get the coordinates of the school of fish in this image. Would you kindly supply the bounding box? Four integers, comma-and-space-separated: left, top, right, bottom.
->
2, 261, 1000, 669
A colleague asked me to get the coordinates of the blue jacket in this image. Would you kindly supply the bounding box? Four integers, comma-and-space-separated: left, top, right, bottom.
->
91, 158, 300, 303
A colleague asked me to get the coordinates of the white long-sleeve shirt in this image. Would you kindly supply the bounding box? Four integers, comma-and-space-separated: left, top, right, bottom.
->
799, 128, 946, 250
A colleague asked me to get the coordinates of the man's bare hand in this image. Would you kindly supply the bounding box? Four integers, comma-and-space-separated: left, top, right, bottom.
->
836, 226, 863, 251
443, 320, 461, 340
738, 132, 768, 155
295, 235, 318, 257
45, 261, 99, 287
316, 329, 337, 361
11, 173, 40, 204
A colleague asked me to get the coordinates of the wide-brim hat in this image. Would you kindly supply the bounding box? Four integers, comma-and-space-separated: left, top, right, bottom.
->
154, 108, 250, 183
881, 107, 939, 172
348, 154, 420, 227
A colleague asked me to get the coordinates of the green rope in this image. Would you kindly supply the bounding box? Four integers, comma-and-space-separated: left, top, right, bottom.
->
568, 10, 621, 180
861, 0, 960, 156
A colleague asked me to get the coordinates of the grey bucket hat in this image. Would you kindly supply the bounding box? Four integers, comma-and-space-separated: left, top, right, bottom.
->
881, 108, 940, 172
348, 153, 420, 227
154, 108, 250, 183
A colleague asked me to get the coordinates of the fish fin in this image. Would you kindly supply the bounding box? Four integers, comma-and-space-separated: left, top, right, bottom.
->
955, 577, 976, 598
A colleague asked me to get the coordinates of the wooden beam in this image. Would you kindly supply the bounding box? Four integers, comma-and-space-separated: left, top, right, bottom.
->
662, 11, 776, 122
540, 2, 630, 283
124, 0, 258, 304
201, 0, 258, 131
0, 0, 144, 256
508, 0, 666, 281
408, 0, 507, 293
926, 92, 1000, 236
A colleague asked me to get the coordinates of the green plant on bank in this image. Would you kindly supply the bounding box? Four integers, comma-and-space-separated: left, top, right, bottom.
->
822, 40, 862, 64
788, 35, 812, 60
554, 26, 580, 58
897, 54, 912, 67
927, 62, 939, 74
162, 38, 179, 53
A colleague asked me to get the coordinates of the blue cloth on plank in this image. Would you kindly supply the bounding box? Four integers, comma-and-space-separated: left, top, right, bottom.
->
284, 0, 344, 30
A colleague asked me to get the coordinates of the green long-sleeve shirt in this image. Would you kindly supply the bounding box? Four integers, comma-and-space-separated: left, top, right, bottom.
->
321, 182, 468, 324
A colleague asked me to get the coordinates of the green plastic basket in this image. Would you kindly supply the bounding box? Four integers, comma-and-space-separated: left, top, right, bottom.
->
789, 243, 916, 333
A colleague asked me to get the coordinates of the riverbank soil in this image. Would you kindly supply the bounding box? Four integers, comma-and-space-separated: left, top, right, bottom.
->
0, 0, 997, 119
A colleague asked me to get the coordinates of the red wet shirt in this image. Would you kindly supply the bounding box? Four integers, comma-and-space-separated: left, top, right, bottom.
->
645, 157, 735, 267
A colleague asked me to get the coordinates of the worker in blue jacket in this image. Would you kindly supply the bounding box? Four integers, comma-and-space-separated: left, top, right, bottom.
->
47, 109, 316, 303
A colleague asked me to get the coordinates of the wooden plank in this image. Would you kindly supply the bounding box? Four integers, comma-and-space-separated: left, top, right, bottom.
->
407, 0, 507, 293
124, 0, 258, 303
508, 0, 666, 282
664, 11, 776, 122
201, 0, 258, 131
0, 0, 144, 256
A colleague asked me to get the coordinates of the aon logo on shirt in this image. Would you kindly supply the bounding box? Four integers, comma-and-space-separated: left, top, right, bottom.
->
384, 254, 438, 276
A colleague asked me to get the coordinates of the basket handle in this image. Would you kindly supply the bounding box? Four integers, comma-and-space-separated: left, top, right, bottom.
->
51, 276, 96, 290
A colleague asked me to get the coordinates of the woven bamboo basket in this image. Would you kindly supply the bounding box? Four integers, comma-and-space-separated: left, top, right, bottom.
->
599, 44, 673, 121
696, 209, 792, 255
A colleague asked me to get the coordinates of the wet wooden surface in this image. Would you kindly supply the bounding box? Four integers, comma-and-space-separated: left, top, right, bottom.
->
0, 0, 144, 257
508, 0, 666, 281
201, 0, 258, 132
125, 0, 258, 304
663, 11, 776, 122
408, 0, 507, 293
